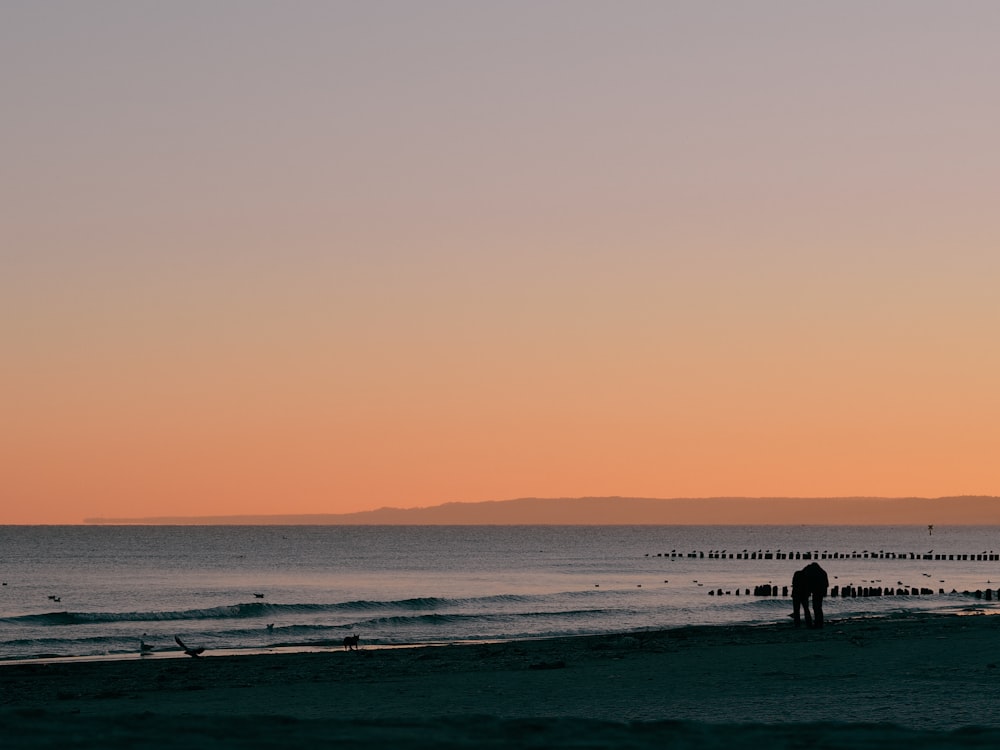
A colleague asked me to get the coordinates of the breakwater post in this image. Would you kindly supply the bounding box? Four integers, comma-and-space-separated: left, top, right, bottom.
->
723, 585, 995, 598
652, 550, 1000, 561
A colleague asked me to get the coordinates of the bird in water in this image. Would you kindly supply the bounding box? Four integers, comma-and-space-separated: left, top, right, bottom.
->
174, 635, 205, 657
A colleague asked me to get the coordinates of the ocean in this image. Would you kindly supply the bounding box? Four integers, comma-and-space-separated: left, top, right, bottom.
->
2, 525, 999, 663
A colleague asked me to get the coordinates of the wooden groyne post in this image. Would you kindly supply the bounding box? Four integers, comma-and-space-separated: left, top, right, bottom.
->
651, 550, 1000, 561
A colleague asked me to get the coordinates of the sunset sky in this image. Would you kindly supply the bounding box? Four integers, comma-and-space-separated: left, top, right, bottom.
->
3, 2, 999, 524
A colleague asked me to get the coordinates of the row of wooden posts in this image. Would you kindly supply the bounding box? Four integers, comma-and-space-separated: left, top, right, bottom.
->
709, 584, 1000, 599
652, 550, 1000, 561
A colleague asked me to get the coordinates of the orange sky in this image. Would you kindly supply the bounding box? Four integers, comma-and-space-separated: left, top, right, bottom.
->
3, 3, 999, 524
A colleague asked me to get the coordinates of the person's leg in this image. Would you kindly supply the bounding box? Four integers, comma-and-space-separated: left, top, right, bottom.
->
792, 595, 802, 626
813, 593, 824, 628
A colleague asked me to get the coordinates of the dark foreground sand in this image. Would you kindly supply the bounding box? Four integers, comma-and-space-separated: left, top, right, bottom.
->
4, 614, 1000, 748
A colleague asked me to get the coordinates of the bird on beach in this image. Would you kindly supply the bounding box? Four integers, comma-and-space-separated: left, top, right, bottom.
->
174, 635, 205, 657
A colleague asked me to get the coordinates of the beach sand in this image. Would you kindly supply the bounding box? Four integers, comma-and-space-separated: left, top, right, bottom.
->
4, 613, 1000, 748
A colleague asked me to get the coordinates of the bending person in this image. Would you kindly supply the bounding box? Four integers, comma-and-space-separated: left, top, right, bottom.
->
791, 562, 829, 629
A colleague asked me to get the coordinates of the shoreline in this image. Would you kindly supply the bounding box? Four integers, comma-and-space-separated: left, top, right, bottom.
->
0, 642, 461, 668
5, 612, 1000, 747
3, 602, 993, 668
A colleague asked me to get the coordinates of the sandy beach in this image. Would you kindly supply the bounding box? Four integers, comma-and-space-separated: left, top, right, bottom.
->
4, 613, 1000, 748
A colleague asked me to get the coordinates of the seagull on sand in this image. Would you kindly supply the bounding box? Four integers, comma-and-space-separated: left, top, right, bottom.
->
174, 635, 206, 657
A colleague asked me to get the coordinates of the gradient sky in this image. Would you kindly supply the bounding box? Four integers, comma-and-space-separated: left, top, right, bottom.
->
3, 2, 999, 524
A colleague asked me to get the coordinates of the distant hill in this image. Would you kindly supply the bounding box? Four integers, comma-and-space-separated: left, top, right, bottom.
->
83, 495, 1000, 525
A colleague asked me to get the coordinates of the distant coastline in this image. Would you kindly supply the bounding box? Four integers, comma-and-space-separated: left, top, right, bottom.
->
82, 495, 1000, 525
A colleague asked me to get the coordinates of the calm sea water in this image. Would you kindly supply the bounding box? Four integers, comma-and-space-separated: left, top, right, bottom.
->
2, 525, 999, 663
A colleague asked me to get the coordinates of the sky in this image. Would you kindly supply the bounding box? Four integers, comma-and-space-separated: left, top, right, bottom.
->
3, 2, 999, 524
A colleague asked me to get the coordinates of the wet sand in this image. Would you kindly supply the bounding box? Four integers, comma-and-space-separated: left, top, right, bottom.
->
4, 613, 1000, 748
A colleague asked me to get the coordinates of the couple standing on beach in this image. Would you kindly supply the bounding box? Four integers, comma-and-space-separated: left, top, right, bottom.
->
792, 562, 829, 629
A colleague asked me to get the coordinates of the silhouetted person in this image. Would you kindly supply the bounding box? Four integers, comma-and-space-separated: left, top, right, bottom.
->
792, 562, 829, 629
791, 568, 811, 627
